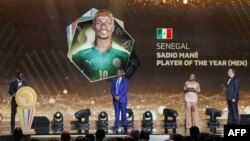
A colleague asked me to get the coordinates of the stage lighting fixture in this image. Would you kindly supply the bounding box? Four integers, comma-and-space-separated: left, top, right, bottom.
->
163, 108, 178, 128
75, 109, 91, 130
97, 111, 108, 127
142, 111, 153, 127
126, 108, 134, 127
52, 112, 64, 132
205, 108, 222, 127
32, 116, 50, 134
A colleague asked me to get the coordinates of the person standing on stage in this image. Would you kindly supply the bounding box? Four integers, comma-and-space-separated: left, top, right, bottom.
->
183, 73, 201, 128
225, 68, 239, 124
111, 69, 128, 130
8, 71, 28, 132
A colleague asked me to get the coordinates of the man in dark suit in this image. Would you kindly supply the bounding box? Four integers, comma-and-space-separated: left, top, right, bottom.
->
226, 68, 239, 124
111, 69, 128, 131
8, 72, 28, 132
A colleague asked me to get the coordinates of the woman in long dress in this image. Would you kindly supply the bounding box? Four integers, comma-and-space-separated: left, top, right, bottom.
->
184, 73, 201, 128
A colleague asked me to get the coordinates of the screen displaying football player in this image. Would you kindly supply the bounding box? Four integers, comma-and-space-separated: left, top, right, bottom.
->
72, 10, 130, 81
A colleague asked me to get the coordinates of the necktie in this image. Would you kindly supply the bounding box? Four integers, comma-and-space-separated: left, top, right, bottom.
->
116, 78, 121, 95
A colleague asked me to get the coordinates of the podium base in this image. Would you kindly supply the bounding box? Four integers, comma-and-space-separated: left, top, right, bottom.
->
22, 128, 35, 134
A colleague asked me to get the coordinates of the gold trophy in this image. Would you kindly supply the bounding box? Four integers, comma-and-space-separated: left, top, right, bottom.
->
15, 86, 37, 134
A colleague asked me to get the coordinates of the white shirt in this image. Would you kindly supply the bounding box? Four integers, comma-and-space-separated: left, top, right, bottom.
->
227, 77, 232, 85
117, 78, 122, 87
17, 79, 22, 87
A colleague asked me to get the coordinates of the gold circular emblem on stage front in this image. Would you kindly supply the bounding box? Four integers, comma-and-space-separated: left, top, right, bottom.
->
15, 86, 37, 108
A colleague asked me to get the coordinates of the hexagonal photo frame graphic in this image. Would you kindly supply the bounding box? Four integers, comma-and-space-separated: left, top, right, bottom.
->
66, 8, 135, 82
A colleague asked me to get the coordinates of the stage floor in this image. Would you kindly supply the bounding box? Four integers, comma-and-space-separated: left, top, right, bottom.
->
0, 120, 224, 137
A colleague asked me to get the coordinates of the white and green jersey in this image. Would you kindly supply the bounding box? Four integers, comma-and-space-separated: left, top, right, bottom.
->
72, 44, 129, 81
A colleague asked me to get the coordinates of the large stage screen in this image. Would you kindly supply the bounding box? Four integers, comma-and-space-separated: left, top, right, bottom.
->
0, 0, 250, 124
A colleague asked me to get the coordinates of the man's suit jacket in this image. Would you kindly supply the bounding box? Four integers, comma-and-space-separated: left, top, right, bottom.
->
111, 77, 128, 103
8, 79, 28, 96
226, 76, 239, 101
